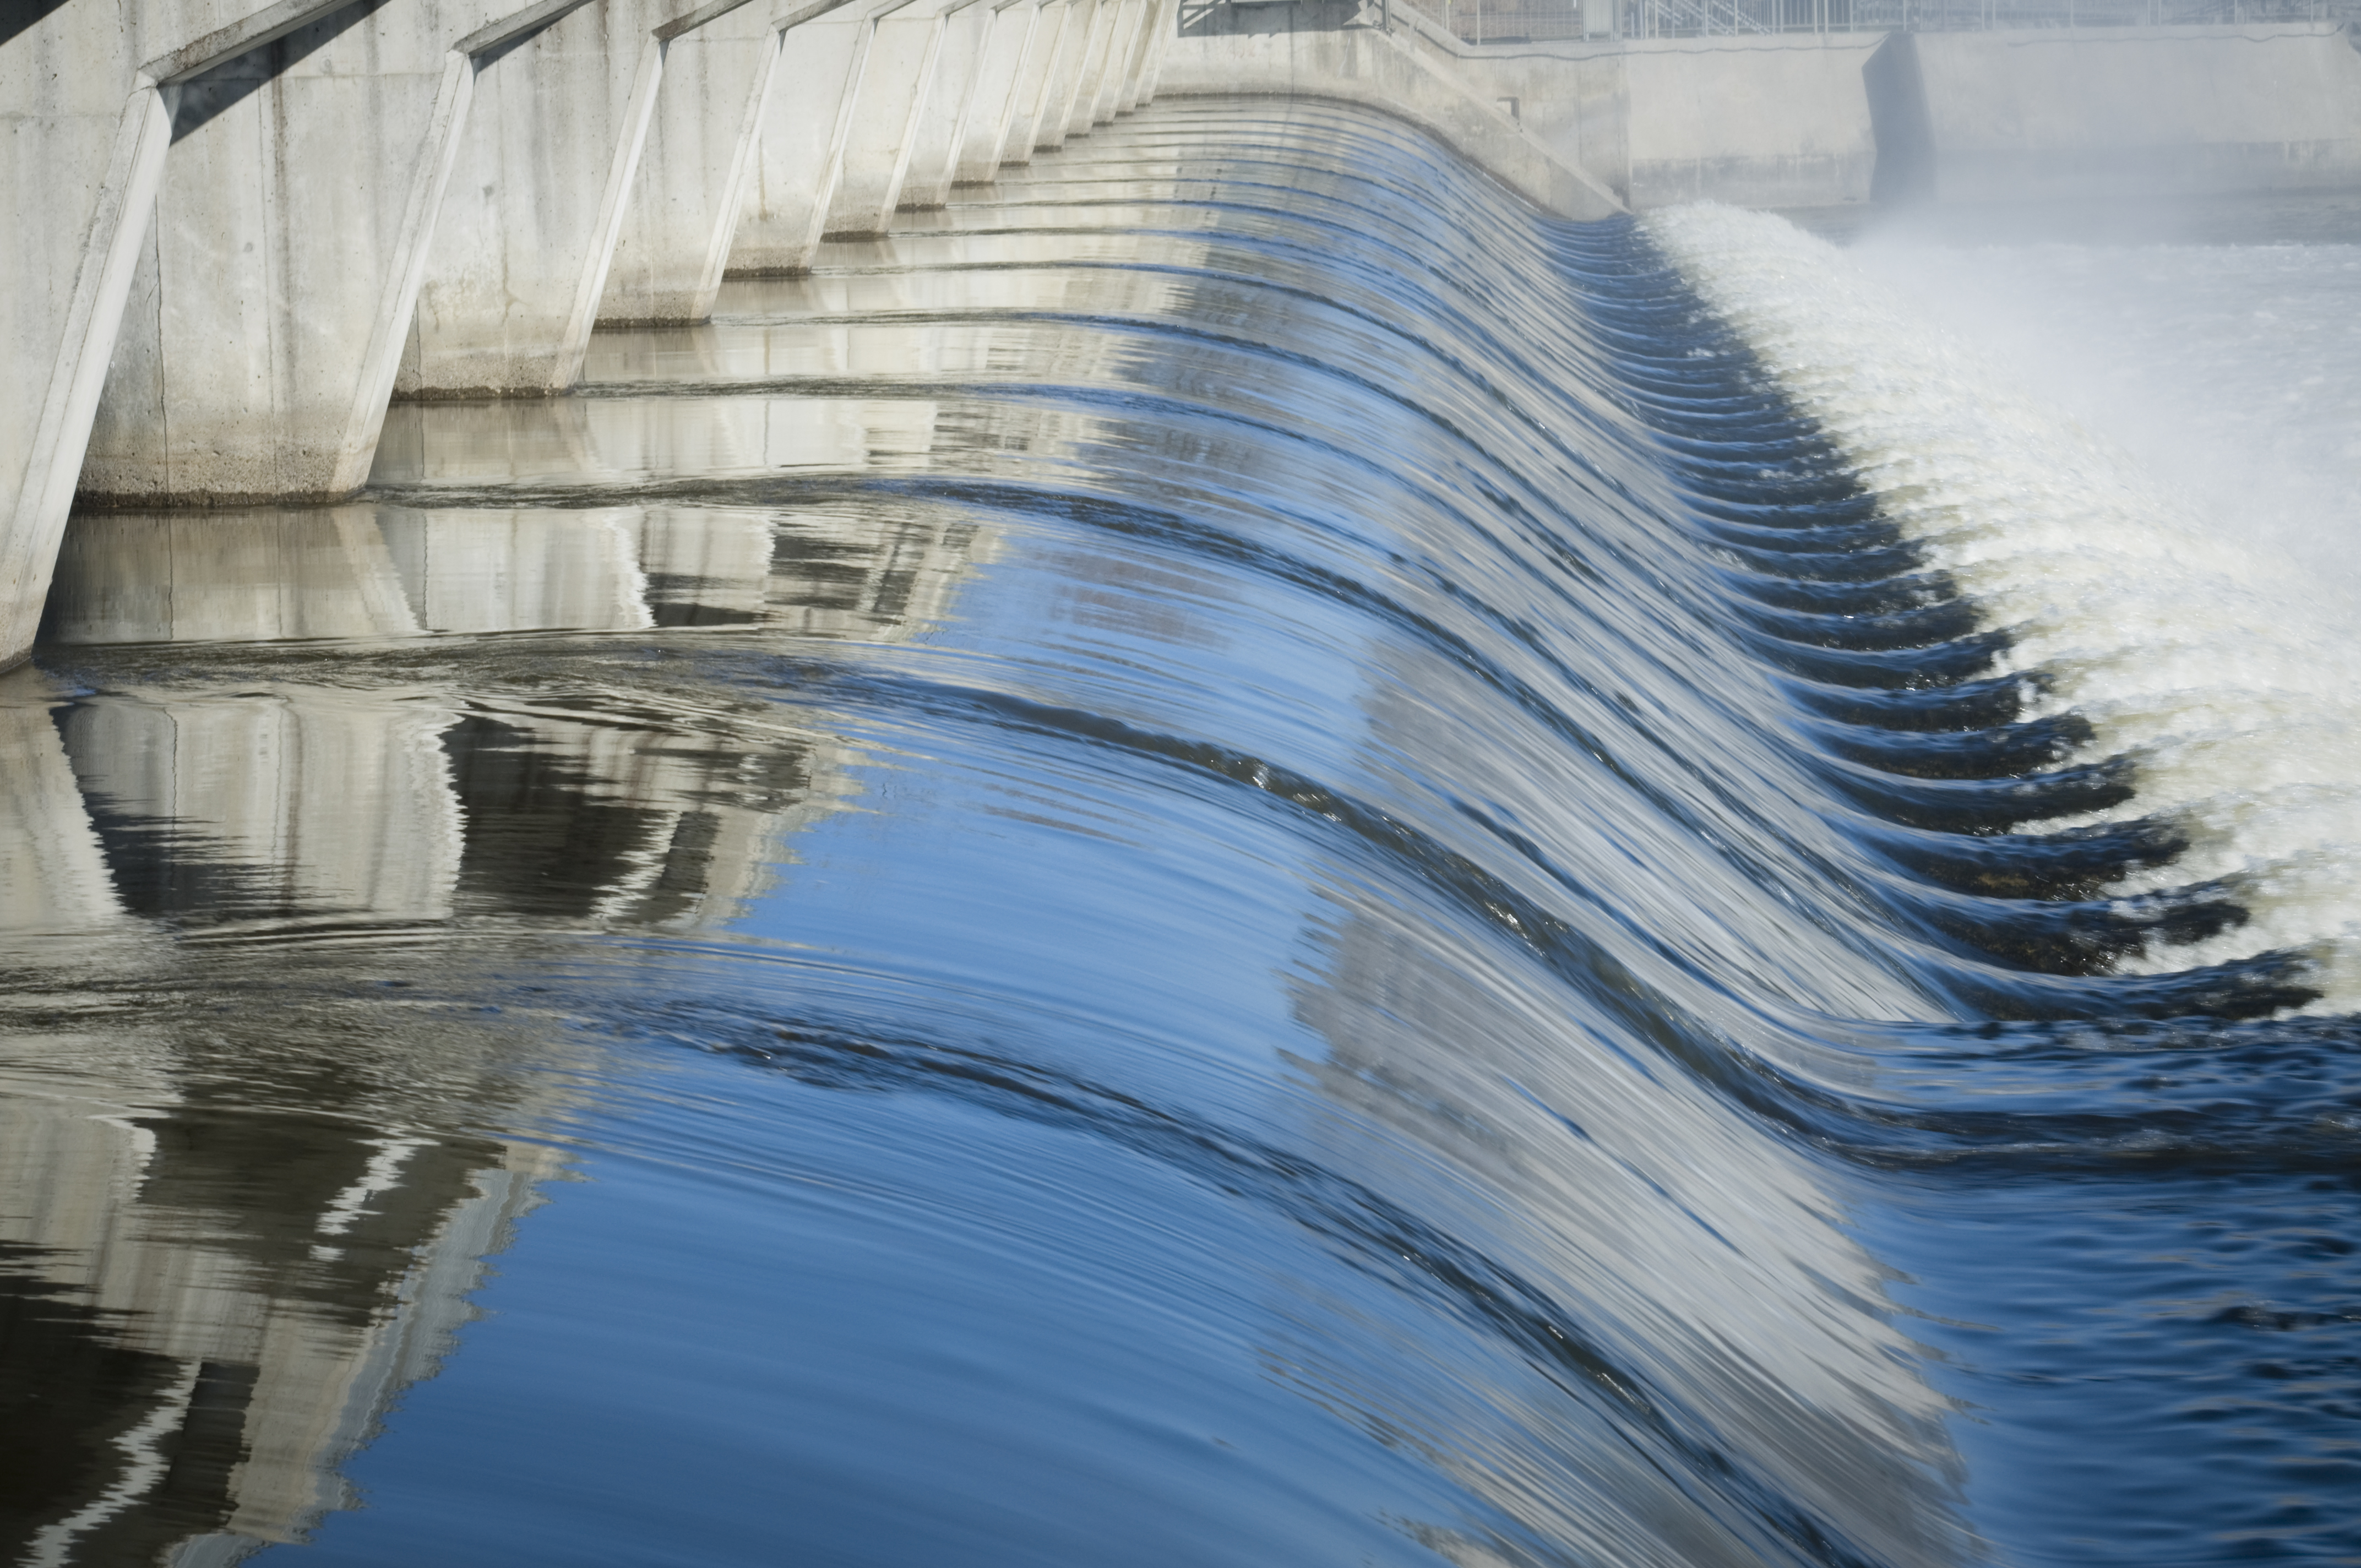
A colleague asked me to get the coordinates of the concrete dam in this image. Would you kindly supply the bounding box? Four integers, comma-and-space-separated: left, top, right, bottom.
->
9, 6, 2361, 1565
9, 0, 2361, 673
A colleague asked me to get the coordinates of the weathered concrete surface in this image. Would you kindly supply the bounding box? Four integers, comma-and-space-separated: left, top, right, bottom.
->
599, 0, 795, 324
896, 0, 991, 208
1089, 0, 1141, 123
1620, 32, 1881, 206
1000, 0, 1069, 160
8, 0, 518, 667
952, 0, 1041, 181
824, 3, 945, 232
1066, 0, 1120, 134
398, 0, 711, 398
1159, 23, 1626, 218
1116, 0, 1168, 112
732, 9, 874, 270
1893, 24, 2361, 201
2, 24, 168, 667
1035, 0, 1097, 148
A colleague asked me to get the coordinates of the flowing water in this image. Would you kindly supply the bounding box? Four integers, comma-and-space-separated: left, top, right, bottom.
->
2, 98, 2355, 1568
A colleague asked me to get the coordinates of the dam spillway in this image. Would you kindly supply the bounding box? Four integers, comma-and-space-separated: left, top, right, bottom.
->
7, 39, 2361, 1568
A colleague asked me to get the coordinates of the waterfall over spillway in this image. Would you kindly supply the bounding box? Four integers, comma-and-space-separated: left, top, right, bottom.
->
3, 99, 2357, 1568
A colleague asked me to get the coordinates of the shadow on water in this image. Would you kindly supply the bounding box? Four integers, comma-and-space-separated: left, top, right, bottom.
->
1, 97, 2355, 1568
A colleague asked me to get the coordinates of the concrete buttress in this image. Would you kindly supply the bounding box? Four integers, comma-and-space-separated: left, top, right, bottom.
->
951, 0, 1038, 183
1086, 0, 1138, 124
1054, 0, 1109, 140
730, 6, 873, 269
998, 0, 1066, 162
822, 1, 945, 233
396, 0, 714, 397
597, 0, 799, 324
4, 0, 525, 665
1032, 0, 1092, 149
895, 0, 991, 209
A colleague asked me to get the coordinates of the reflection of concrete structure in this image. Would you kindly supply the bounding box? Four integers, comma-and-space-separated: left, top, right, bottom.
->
0, 482, 993, 1560
0, 1050, 562, 1568
36, 493, 995, 929
2, 0, 1181, 670
47, 498, 991, 650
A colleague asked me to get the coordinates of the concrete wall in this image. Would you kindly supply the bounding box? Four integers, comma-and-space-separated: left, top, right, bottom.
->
1, 0, 1174, 670
599, 1, 788, 324
1891, 23, 2361, 202
398, 0, 705, 398
1619, 32, 1881, 206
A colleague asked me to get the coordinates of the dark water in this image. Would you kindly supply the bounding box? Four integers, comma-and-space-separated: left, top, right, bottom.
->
4, 99, 2356, 1567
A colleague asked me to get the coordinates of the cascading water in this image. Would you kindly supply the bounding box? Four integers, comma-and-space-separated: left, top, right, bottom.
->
1, 97, 2353, 1568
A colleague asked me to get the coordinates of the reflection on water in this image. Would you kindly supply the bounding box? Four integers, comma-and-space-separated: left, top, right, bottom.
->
7, 457, 990, 1560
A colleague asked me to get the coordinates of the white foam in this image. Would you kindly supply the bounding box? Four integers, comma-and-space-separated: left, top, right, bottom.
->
1647, 204, 2361, 1009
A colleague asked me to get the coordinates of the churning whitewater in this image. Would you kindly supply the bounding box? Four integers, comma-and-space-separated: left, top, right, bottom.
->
4, 97, 2357, 1568
1652, 204, 2361, 1003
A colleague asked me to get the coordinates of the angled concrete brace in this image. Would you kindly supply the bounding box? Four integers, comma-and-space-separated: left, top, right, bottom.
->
79, 6, 488, 504
954, 0, 1040, 182
823, 0, 948, 234
1113, 0, 1162, 113
1137, 0, 1177, 101
1086, 0, 1140, 124
1059, 0, 1116, 139
896, 0, 995, 209
400, 0, 723, 396
730, 3, 883, 269
1035, 0, 1097, 149
999, 0, 1069, 164
0, 85, 171, 671
598, 0, 807, 324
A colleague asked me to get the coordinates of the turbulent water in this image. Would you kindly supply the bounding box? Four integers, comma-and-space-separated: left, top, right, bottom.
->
3, 99, 2356, 1568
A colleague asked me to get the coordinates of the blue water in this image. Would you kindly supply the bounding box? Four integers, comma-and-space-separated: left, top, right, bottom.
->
3, 98, 2355, 1568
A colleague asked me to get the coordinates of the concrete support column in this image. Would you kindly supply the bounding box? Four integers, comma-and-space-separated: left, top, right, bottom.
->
1033, 0, 1095, 150
1114, 0, 1162, 111
996, 0, 1067, 165
1136, 0, 1176, 102
896, 0, 993, 209
84, 19, 482, 499
731, 12, 874, 272
953, 0, 1039, 182
400, 0, 714, 398
1, 58, 169, 668
1060, 0, 1116, 139
1087, 0, 1141, 123
822, 3, 946, 234
597, 0, 789, 324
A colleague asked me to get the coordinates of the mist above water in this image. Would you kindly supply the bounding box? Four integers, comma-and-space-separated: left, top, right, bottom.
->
1654, 197, 2361, 999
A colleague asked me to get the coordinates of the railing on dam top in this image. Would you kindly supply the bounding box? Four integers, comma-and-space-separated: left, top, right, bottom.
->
1398, 0, 2360, 42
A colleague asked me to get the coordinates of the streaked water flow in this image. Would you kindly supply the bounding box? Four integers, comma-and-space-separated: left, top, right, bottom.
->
3, 99, 2355, 1567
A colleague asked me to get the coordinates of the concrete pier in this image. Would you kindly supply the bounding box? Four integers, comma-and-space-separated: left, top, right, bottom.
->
1, 0, 1175, 669
951, 0, 1041, 182
11, 0, 2361, 676
823, 1, 948, 234
398, 0, 709, 398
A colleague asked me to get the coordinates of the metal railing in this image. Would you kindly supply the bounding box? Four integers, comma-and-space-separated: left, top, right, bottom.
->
1407, 0, 2360, 42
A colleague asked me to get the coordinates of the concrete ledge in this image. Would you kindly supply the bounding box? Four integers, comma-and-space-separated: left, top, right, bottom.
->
1159, 26, 1625, 219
